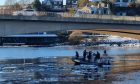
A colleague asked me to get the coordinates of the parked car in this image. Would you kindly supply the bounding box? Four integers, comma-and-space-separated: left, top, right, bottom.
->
13, 9, 38, 16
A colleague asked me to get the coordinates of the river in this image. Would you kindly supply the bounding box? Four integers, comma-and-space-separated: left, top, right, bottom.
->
0, 46, 140, 84
0, 46, 140, 59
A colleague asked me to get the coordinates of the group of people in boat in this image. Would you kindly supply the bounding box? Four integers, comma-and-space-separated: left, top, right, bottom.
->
74, 50, 110, 66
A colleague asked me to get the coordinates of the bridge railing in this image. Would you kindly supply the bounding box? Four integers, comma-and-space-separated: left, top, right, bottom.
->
0, 9, 140, 21
60, 12, 140, 21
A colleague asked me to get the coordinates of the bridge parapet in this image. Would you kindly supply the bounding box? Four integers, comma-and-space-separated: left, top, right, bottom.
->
0, 11, 140, 38
0, 14, 140, 25
0, 9, 140, 22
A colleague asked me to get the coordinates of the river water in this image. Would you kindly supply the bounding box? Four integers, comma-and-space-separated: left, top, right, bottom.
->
0, 46, 140, 59
0, 46, 140, 84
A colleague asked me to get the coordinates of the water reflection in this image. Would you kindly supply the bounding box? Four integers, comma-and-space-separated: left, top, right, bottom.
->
0, 54, 140, 84
0, 46, 139, 59
0, 46, 140, 84
112, 55, 140, 73
0, 57, 112, 84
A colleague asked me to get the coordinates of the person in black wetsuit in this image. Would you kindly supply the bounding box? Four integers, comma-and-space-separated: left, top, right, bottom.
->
87, 51, 92, 62
103, 50, 108, 56
104, 50, 106, 54
74, 51, 80, 65
75, 51, 79, 59
94, 51, 100, 62
92, 52, 96, 62
83, 49, 87, 61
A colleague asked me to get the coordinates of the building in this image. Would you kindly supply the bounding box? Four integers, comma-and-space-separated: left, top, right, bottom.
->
97, 2, 111, 15
113, 0, 136, 16
42, 0, 78, 11
42, 0, 64, 11
66, 0, 77, 8
76, 2, 111, 15
88, 0, 111, 14
114, 0, 135, 7
79, 6, 92, 13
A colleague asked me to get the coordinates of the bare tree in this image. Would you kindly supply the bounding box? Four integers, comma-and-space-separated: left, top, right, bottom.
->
18, 0, 34, 5
5, 0, 17, 6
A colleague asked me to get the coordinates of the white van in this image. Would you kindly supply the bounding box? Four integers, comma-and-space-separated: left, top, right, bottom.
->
13, 9, 38, 16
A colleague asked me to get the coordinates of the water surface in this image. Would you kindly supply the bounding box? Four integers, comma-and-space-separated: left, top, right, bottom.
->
0, 46, 139, 59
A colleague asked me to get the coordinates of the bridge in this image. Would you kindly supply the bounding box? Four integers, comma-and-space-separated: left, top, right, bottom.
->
0, 14, 140, 39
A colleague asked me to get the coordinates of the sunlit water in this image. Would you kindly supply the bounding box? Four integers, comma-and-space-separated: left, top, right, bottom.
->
0, 46, 140, 84
0, 46, 139, 59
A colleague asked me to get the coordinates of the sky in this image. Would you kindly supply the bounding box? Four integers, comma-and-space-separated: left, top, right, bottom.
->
0, 0, 44, 6
0, 0, 5, 5
0, 0, 67, 6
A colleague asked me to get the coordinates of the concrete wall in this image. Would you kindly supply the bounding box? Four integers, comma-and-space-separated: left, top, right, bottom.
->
0, 15, 140, 38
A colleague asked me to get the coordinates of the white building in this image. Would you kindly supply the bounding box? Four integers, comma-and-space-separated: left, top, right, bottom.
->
97, 2, 111, 15
88, 0, 111, 15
